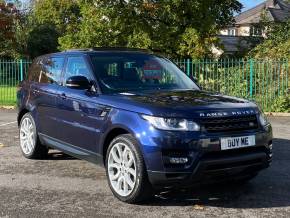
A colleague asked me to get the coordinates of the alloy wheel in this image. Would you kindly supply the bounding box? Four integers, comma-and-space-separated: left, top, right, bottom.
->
20, 117, 35, 155
107, 142, 137, 197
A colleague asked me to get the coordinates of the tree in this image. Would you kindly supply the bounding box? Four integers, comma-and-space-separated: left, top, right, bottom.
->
57, 0, 242, 58
0, 1, 19, 57
250, 19, 290, 59
27, 24, 59, 58
33, 0, 81, 33
8, 0, 82, 58
10, 0, 242, 58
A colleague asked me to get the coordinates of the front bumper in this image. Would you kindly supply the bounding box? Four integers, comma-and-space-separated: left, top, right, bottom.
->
136, 121, 273, 187
148, 146, 271, 187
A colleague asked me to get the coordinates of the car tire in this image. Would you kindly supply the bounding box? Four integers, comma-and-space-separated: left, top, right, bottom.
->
105, 134, 153, 203
19, 112, 48, 159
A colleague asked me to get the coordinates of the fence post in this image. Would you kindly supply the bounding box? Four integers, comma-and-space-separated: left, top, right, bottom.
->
187, 59, 190, 76
286, 59, 289, 91
20, 59, 24, 81
249, 58, 254, 98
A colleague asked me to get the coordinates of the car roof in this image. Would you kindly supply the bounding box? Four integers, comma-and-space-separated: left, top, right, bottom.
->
44, 47, 153, 57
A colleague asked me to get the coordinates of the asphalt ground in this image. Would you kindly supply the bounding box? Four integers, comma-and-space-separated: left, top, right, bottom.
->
0, 109, 289, 218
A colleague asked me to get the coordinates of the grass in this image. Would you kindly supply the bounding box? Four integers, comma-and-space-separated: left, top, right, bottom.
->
0, 86, 17, 106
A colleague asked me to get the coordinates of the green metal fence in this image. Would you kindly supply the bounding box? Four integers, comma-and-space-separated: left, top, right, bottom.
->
0, 58, 289, 111
0, 59, 31, 105
175, 59, 289, 112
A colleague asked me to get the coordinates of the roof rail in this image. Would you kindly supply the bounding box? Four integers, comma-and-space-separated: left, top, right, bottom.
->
63, 48, 94, 52
63, 47, 151, 53
91, 47, 150, 52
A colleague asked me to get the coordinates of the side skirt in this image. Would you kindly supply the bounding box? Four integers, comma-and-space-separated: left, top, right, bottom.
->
39, 133, 104, 166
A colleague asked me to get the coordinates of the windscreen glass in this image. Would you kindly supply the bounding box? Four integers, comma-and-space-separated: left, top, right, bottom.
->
90, 53, 199, 93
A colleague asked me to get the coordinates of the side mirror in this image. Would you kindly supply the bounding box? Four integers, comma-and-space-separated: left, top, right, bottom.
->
66, 76, 91, 90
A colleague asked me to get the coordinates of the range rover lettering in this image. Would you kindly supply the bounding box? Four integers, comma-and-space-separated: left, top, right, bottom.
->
17, 48, 272, 203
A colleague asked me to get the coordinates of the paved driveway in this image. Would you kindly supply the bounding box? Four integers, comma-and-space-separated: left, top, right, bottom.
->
0, 109, 289, 218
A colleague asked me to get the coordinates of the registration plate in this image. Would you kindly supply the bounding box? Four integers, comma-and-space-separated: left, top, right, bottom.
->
220, 135, 255, 150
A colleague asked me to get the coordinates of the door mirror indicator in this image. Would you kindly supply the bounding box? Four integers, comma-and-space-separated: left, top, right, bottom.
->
66, 76, 91, 90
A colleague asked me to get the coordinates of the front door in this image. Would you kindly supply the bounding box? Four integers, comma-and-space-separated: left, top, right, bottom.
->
55, 56, 106, 154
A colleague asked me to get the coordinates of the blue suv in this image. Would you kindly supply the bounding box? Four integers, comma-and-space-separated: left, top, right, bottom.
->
17, 48, 272, 203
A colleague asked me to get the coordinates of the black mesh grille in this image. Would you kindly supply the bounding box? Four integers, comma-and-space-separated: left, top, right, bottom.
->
202, 146, 268, 159
200, 115, 259, 133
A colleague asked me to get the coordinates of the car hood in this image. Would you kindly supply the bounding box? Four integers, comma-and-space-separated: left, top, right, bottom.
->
99, 90, 259, 118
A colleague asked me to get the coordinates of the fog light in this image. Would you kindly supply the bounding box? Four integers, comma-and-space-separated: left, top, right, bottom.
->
169, 157, 188, 164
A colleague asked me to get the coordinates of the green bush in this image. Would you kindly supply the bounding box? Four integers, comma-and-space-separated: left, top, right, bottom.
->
249, 19, 290, 59
270, 94, 290, 113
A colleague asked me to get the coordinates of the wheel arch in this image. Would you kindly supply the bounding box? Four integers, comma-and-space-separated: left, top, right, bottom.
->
17, 108, 30, 126
101, 127, 132, 165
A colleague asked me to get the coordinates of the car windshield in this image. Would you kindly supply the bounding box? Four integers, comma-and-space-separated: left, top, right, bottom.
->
90, 53, 199, 93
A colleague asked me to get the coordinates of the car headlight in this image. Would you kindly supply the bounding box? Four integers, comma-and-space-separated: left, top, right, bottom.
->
258, 112, 268, 126
142, 115, 200, 131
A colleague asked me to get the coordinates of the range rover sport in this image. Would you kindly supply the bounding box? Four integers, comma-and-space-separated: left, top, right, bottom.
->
17, 48, 272, 203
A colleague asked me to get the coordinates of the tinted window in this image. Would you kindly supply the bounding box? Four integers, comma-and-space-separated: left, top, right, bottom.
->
40, 57, 64, 84
90, 53, 199, 93
28, 58, 42, 82
64, 57, 91, 83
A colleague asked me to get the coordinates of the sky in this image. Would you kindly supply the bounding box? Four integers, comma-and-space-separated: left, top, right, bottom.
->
239, 0, 265, 11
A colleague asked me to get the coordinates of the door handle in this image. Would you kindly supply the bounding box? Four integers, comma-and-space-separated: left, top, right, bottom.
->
32, 89, 39, 94
60, 93, 67, 99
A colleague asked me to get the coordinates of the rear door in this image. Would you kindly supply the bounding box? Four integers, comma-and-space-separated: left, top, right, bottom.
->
55, 55, 106, 153
30, 56, 65, 139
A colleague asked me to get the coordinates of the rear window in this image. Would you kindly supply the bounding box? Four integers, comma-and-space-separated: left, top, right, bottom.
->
28, 58, 42, 82
28, 56, 65, 85
40, 57, 65, 84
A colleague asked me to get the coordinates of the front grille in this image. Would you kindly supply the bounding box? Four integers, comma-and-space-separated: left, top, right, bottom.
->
205, 158, 263, 171
201, 147, 268, 172
200, 115, 259, 133
202, 146, 268, 159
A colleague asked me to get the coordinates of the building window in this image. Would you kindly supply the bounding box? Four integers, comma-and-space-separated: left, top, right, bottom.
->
228, 28, 236, 36
250, 26, 262, 36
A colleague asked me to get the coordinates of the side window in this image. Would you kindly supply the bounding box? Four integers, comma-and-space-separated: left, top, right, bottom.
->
28, 58, 42, 82
64, 56, 91, 82
39, 57, 64, 84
